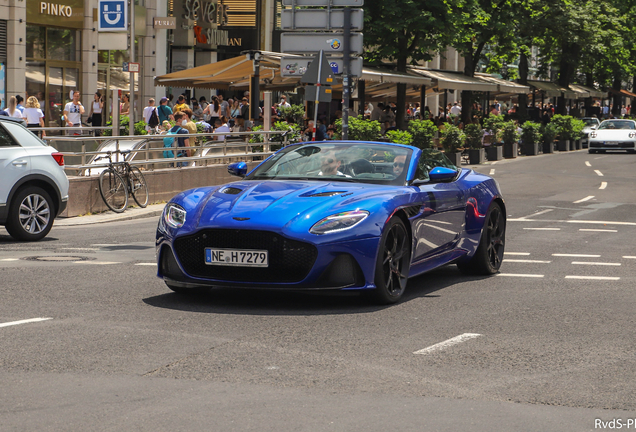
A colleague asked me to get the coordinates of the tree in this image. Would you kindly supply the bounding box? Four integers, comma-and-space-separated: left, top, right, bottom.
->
364, 1, 451, 130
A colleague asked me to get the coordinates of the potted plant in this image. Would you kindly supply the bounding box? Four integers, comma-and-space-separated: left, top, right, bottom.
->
464, 123, 485, 164
440, 124, 465, 166
571, 118, 586, 150
551, 114, 573, 151
541, 123, 557, 154
386, 130, 413, 145
407, 119, 438, 149
520, 121, 541, 156
482, 114, 505, 161
500, 121, 520, 158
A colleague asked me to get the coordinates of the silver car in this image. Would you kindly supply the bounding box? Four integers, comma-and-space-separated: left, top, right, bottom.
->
0, 117, 69, 241
580, 117, 601, 148
588, 119, 636, 154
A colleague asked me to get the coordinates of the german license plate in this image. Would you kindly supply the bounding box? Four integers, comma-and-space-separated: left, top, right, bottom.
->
604, 141, 618, 145
205, 248, 268, 267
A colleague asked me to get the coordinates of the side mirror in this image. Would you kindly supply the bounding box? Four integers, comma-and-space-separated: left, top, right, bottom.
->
227, 161, 247, 177
590, 126, 597, 130
429, 167, 458, 182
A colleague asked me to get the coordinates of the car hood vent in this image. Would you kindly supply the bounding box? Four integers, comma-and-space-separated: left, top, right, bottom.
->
306, 191, 346, 197
220, 187, 243, 195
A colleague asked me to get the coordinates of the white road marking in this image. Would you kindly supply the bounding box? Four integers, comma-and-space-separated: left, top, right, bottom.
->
1, 258, 19, 261
571, 261, 621, 266
573, 196, 595, 203
553, 253, 600, 257
516, 209, 554, 219
59, 247, 101, 251
73, 261, 121, 265
599, 182, 608, 190
524, 227, 560, 231
504, 252, 531, 256
413, 333, 482, 355
565, 276, 620, 281
585, 161, 592, 167
489, 169, 496, 175
421, 223, 457, 235
496, 273, 544, 278
624, 256, 636, 259
135, 263, 156, 266
594, 170, 604, 176
0, 317, 52, 328
504, 259, 551, 263
508, 219, 636, 226
579, 228, 618, 233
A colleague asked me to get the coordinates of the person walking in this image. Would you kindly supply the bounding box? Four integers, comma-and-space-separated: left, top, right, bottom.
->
63, 91, 85, 135
120, 94, 130, 116
203, 96, 221, 120
157, 97, 174, 124
23, 96, 46, 138
88, 92, 103, 136
15, 95, 25, 114
279, 94, 291, 109
219, 94, 229, 118
143, 98, 160, 133
173, 95, 189, 113
6, 96, 23, 119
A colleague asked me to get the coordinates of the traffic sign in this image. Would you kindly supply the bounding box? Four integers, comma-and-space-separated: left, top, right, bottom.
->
98, 0, 127, 32
281, 56, 363, 78
301, 51, 335, 85
122, 62, 140, 73
282, 0, 363, 5
281, 9, 364, 30
305, 85, 333, 103
281, 32, 364, 55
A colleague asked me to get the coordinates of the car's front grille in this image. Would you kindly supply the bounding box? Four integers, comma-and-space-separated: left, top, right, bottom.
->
590, 141, 635, 148
173, 229, 318, 283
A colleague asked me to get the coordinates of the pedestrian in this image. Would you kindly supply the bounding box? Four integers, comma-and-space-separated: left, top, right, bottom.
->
203, 96, 221, 120
180, 108, 198, 135
370, 102, 383, 121
167, 94, 174, 108
63, 91, 85, 135
23, 96, 46, 138
143, 98, 160, 133
6, 96, 24, 119
218, 94, 229, 118
240, 97, 250, 120
120, 94, 130, 116
157, 97, 173, 124
173, 95, 189, 113
191, 101, 203, 121
280, 94, 291, 109
199, 96, 208, 112
213, 116, 231, 141
164, 112, 191, 167
15, 95, 25, 114
88, 92, 103, 136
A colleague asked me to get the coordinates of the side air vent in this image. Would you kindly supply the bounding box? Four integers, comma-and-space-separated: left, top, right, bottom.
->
220, 187, 243, 195
307, 191, 346, 197
403, 205, 421, 218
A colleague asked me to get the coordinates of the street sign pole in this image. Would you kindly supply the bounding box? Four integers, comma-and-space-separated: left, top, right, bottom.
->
341, 7, 351, 140
128, 0, 135, 137
312, 51, 324, 142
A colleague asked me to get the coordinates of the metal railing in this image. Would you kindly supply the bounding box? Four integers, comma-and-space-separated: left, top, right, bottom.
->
47, 130, 291, 176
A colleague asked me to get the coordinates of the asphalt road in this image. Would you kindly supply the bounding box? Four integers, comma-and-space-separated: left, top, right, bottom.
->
1, 149, 635, 431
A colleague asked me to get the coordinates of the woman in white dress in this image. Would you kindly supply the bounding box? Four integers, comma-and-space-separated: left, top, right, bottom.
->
23, 96, 45, 138
7, 96, 23, 119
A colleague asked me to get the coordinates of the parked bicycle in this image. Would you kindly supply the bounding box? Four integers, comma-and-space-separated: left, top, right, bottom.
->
95, 149, 149, 213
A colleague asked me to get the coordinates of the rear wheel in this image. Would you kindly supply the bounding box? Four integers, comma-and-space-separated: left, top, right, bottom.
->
588, 149, 596, 154
99, 168, 127, 213
368, 217, 411, 304
129, 166, 149, 207
5, 187, 55, 241
458, 203, 505, 275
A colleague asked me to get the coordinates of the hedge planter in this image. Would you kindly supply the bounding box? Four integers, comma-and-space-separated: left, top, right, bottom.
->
446, 151, 463, 167
486, 145, 503, 161
468, 148, 485, 164
558, 139, 570, 152
504, 142, 518, 159
543, 141, 555, 154
569, 140, 576, 151
575, 139, 582, 150
524, 142, 539, 156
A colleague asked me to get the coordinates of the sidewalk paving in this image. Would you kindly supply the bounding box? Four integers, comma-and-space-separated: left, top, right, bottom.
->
55, 203, 166, 227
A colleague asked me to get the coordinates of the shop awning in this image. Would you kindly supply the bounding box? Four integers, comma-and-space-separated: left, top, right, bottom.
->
409, 67, 498, 92
609, 88, 636, 98
570, 84, 606, 99
360, 68, 432, 86
154, 56, 249, 88
475, 74, 530, 94
528, 80, 578, 98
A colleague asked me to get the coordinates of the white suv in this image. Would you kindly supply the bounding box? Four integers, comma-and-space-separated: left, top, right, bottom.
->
0, 117, 69, 241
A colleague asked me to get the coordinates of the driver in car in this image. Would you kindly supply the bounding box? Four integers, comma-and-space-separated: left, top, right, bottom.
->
319, 150, 348, 176
393, 154, 407, 177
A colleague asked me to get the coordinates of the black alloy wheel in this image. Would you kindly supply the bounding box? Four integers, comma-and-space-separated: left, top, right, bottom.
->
370, 217, 411, 304
458, 203, 505, 275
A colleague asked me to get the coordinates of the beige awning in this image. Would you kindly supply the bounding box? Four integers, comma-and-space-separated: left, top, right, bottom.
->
475, 74, 530, 94
360, 68, 432, 86
528, 80, 578, 99
409, 67, 498, 92
570, 84, 606, 99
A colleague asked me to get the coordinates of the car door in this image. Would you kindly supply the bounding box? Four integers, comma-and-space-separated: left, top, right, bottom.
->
0, 123, 30, 208
409, 153, 465, 263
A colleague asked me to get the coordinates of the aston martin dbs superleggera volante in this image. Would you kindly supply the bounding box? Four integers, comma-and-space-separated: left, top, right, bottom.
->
156, 141, 506, 304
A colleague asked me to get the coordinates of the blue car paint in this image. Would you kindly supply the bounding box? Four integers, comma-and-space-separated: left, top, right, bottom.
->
156, 141, 504, 291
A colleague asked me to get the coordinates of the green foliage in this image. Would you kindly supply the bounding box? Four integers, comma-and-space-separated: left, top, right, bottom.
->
278, 104, 306, 125
407, 119, 438, 149
440, 124, 465, 153
249, 125, 264, 143
386, 130, 413, 145
102, 115, 147, 136
500, 121, 520, 145
550, 115, 577, 141
541, 122, 558, 145
464, 123, 483, 149
521, 121, 542, 146
571, 118, 586, 140
482, 114, 506, 143
334, 116, 381, 141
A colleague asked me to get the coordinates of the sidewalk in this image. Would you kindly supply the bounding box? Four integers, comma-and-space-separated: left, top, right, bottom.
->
55, 203, 166, 227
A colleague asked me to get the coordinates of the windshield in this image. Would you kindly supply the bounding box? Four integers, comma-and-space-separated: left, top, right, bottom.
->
582, 118, 599, 127
246, 142, 413, 185
598, 120, 636, 130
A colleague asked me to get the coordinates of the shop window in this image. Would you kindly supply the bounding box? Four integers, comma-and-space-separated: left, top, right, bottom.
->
26, 25, 46, 59
46, 28, 81, 62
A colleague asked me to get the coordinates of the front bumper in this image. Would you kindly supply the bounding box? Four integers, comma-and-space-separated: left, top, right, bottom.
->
589, 140, 636, 151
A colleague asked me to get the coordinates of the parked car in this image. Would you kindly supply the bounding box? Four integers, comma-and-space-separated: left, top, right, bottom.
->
0, 117, 69, 241
580, 117, 601, 148
588, 119, 636, 153
156, 141, 506, 304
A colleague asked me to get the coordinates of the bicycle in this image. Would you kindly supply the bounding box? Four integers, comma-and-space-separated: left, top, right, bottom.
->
95, 149, 149, 213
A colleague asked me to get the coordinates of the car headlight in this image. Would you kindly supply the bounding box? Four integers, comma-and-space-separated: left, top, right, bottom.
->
164, 203, 186, 228
310, 210, 369, 235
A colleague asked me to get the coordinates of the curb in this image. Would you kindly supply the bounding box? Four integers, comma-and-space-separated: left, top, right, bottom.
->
55, 204, 166, 227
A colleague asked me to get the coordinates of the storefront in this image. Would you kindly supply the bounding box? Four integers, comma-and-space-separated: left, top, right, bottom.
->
26, 0, 84, 126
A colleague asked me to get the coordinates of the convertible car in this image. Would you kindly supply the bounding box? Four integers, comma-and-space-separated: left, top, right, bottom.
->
156, 141, 506, 304
588, 119, 636, 153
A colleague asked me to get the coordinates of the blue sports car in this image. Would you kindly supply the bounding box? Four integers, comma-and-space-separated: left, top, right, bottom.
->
156, 141, 506, 304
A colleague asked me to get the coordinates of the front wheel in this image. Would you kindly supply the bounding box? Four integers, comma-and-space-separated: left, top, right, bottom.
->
129, 167, 149, 207
5, 187, 55, 241
99, 168, 128, 213
368, 217, 411, 304
458, 202, 505, 275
